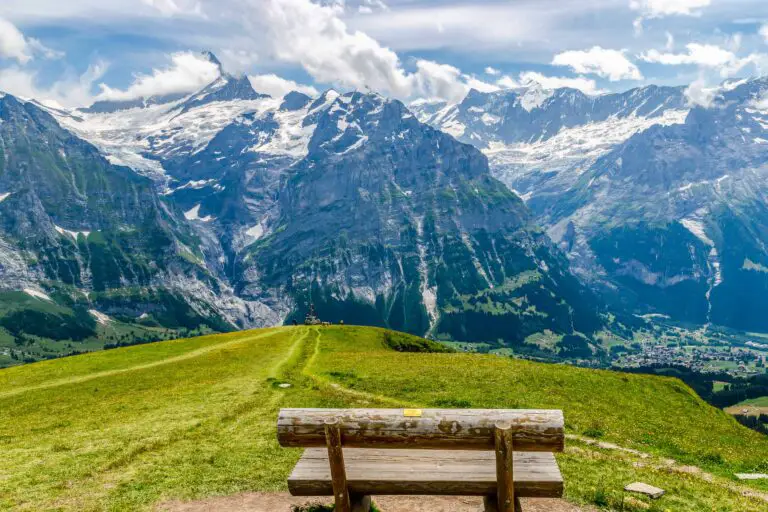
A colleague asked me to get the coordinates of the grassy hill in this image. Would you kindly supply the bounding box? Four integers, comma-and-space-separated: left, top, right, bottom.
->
1, 326, 767, 511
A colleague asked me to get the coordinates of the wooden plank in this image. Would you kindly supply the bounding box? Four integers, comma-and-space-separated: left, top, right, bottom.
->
278, 409, 564, 452
494, 422, 515, 512
288, 448, 563, 498
325, 419, 351, 512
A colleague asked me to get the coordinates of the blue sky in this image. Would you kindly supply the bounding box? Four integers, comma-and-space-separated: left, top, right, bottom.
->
1, 0, 768, 107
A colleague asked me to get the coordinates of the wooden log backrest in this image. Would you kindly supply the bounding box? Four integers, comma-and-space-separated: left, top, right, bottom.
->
277, 408, 565, 512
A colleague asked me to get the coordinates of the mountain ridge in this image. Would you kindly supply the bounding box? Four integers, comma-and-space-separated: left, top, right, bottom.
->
0, 55, 607, 362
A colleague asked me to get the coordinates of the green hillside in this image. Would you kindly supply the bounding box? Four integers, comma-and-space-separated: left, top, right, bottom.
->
1, 326, 766, 511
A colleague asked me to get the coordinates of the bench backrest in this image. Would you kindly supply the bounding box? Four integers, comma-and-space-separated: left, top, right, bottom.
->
277, 408, 564, 452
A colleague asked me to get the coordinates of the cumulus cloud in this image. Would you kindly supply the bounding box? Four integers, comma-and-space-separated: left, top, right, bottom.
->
640, 43, 735, 67
0, 16, 59, 64
217, 49, 260, 75
552, 46, 643, 81
519, 71, 603, 95
684, 76, 719, 107
630, 0, 711, 18
494, 71, 602, 95
0, 61, 107, 108
260, 0, 412, 97
485, 66, 500, 76
141, 0, 204, 17
761, 24, 768, 43
248, 73, 318, 98
0, 17, 33, 64
464, 75, 500, 94
640, 43, 768, 77
411, 60, 468, 102
96, 51, 220, 101
631, 0, 711, 33
256, 0, 491, 103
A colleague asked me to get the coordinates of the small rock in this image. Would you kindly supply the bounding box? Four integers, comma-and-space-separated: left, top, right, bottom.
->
278, 383, 292, 389
625, 482, 665, 499
735, 473, 768, 480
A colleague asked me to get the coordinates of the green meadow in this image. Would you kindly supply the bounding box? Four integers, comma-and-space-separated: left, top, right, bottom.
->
1, 326, 767, 511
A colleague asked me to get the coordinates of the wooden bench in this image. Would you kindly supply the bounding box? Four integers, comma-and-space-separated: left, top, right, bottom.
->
277, 408, 565, 512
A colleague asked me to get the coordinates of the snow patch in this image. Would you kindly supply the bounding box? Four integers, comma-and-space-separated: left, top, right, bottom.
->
246, 223, 264, 241
481, 113, 501, 126
89, 309, 112, 325
184, 204, 214, 222
0, 192, 10, 203
24, 288, 52, 301
55, 225, 91, 240
519, 86, 553, 112
680, 218, 714, 247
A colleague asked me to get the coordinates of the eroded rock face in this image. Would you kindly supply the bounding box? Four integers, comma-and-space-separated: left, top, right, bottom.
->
416, 78, 768, 331
4, 53, 604, 350
243, 92, 602, 341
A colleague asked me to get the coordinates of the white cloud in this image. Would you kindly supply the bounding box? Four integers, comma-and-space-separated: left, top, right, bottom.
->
630, 0, 711, 18
640, 43, 735, 67
631, 0, 711, 33
411, 60, 468, 102
463, 75, 500, 94
519, 71, 603, 95
640, 43, 768, 77
217, 49, 259, 75
256, 0, 487, 103
141, 0, 204, 17
0, 61, 107, 108
259, 0, 412, 97
248, 73, 318, 98
0, 16, 33, 64
761, 24, 768, 43
684, 76, 719, 107
496, 75, 520, 89
552, 46, 643, 81
495, 71, 602, 95
0, 16, 62, 64
485, 66, 500, 76
96, 51, 220, 101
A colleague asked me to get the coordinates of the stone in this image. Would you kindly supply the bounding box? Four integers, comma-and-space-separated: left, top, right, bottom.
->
735, 473, 768, 480
625, 482, 665, 499
278, 383, 292, 389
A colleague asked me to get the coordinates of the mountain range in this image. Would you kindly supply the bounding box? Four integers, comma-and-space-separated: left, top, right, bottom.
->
3, 51, 768, 363
412, 78, 768, 332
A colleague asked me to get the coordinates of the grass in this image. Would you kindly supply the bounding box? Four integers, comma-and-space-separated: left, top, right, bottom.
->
1, 326, 767, 511
737, 396, 768, 407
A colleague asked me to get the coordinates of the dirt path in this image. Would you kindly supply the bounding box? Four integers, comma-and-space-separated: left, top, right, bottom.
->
567, 434, 768, 504
158, 492, 586, 512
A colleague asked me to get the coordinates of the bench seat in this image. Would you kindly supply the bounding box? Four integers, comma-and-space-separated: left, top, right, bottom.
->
288, 448, 563, 498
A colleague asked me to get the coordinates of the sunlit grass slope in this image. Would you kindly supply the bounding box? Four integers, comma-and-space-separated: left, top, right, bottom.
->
1, 326, 766, 511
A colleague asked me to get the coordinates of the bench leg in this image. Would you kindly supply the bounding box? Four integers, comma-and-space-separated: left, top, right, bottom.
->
350, 494, 371, 512
494, 422, 515, 512
324, 419, 351, 512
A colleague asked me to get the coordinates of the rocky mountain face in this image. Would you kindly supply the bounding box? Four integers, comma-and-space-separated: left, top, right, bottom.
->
0, 54, 606, 356
415, 79, 768, 332
0, 93, 246, 345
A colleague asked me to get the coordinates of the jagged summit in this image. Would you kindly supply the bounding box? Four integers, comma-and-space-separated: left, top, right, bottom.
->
201, 50, 224, 74
280, 91, 312, 111
81, 51, 268, 115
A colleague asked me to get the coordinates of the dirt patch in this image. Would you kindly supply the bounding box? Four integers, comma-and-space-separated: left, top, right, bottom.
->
725, 405, 768, 417
158, 493, 587, 512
